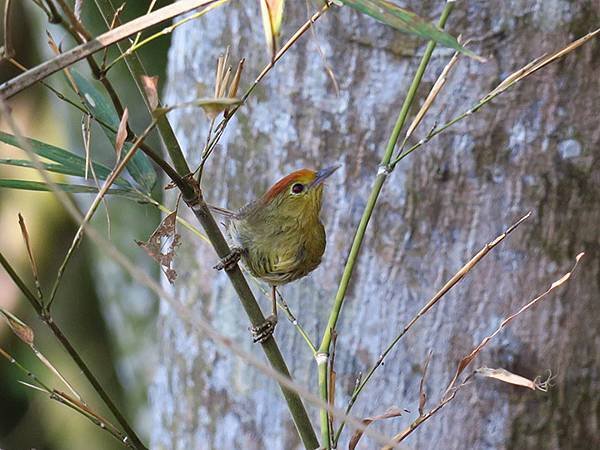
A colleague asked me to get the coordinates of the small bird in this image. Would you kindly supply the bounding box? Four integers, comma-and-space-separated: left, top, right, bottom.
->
214, 165, 339, 342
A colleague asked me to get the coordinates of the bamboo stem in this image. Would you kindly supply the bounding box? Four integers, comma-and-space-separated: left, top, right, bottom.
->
317, 3, 456, 447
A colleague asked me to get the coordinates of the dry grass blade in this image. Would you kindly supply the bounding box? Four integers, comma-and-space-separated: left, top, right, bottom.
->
114, 107, 129, 160
485, 28, 600, 99
349, 407, 404, 450
17, 213, 42, 300
445, 252, 584, 395
418, 350, 432, 416
475, 367, 552, 392
404, 50, 460, 143
31, 347, 83, 402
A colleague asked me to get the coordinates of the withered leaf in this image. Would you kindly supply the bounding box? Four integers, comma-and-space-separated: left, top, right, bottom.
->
114, 107, 129, 160
348, 406, 403, 450
0, 308, 34, 346
141, 75, 160, 110
136, 212, 181, 283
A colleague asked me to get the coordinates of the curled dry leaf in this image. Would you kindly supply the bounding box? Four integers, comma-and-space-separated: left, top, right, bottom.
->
114, 107, 129, 160
476, 367, 539, 391
136, 211, 181, 283
418, 350, 432, 416
141, 75, 160, 110
348, 406, 404, 450
0, 307, 34, 345
197, 97, 242, 120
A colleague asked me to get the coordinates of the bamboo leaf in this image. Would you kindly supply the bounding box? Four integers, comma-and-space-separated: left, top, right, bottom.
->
337, 0, 481, 59
260, 0, 285, 60
0, 132, 131, 187
0, 307, 35, 346
0, 179, 141, 200
69, 70, 157, 191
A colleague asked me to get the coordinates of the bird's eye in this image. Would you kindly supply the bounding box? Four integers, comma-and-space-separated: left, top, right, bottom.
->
291, 183, 304, 194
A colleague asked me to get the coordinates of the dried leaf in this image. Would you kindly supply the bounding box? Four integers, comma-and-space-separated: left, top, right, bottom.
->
227, 58, 245, 99
418, 351, 432, 416
476, 367, 539, 391
0, 308, 34, 345
348, 407, 403, 450
260, 0, 285, 60
141, 75, 160, 110
196, 97, 242, 120
114, 107, 129, 160
136, 212, 181, 283
46, 31, 61, 56
405, 50, 460, 142
485, 28, 599, 100
17, 214, 39, 281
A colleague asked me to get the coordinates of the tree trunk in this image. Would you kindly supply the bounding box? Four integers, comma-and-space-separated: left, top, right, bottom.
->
150, 1, 600, 449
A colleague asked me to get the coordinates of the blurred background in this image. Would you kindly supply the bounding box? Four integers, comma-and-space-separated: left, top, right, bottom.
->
0, 1, 172, 448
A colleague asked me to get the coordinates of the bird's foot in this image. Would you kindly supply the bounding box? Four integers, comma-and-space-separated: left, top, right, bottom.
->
213, 247, 243, 271
250, 314, 278, 344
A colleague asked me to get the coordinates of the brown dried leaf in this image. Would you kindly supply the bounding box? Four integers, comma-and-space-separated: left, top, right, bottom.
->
418, 351, 432, 416
227, 58, 245, 99
141, 75, 160, 110
18, 213, 39, 281
196, 97, 242, 120
348, 407, 403, 450
485, 28, 599, 100
405, 50, 460, 142
46, 31, 61, 56
0, 308, 34, 346
136, 212, 181, 283
114, 107, 129, 160
475, 367, 538, 391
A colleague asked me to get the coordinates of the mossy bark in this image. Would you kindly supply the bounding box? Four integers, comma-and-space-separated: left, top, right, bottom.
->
151, 1, 600, 449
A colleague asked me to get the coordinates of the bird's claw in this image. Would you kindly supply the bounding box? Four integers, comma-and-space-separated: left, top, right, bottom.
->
214, 248, 243, 271
250, 314, 278, 343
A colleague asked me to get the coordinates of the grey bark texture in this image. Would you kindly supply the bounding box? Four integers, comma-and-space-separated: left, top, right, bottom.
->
150, 1, 600, 449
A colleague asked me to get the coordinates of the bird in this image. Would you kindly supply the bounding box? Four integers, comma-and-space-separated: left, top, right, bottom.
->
213, 165, 339, 343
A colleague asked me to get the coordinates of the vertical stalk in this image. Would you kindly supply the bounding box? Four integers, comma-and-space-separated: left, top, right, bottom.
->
316, 2, 456, 447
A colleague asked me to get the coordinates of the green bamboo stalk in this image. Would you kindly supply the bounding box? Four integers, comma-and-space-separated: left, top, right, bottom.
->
316, 3, 456, 448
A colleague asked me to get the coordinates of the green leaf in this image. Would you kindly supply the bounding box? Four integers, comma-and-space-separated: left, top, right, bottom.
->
338, 0, 480, 58
0, 132, 131, 187
0, 179, 142, 200
70, 70, 157, 191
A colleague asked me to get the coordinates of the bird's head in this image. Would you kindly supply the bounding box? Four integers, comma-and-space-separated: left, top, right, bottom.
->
258, 165, 340, 218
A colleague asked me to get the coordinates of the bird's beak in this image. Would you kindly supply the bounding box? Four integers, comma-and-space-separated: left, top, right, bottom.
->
312, 165, 340, 187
